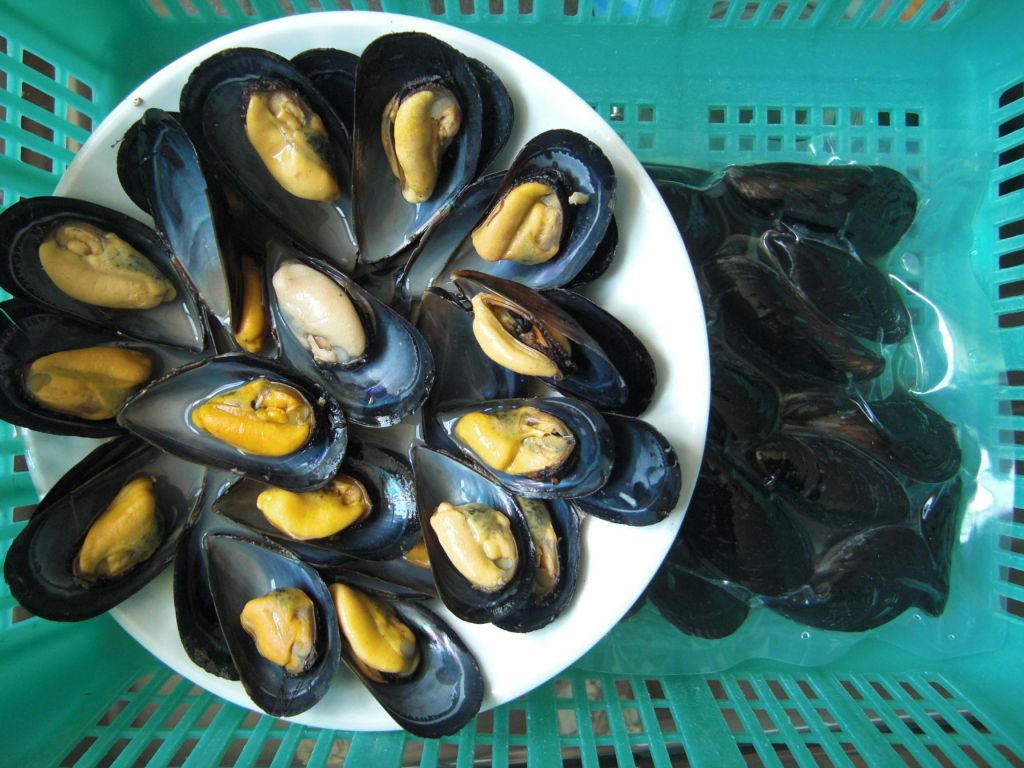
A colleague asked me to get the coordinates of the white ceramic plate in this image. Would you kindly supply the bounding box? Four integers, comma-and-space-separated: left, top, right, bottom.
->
23, 12, 709, 731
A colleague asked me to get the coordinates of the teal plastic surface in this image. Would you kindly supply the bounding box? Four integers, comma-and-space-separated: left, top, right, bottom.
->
2, 1, 1024, 766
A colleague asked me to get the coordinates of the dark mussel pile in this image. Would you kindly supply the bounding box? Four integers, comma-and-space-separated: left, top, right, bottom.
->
0, 31, 685, 734
647, 162, 964, 637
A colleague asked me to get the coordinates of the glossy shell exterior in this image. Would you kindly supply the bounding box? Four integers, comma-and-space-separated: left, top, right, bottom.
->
0, 196, 207, 351
4, 435, 206, 621
117, 353, 348, 491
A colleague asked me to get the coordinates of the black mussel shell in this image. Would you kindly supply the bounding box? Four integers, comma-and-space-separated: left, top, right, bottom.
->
0, 196, 207, 351
702, 242, 885, 382
174, 469, 245, 680
452, 270, 631, 411
412, 446, 537, 624
723, 163, 917, 260
649, 171, 727, 268
435, 396, 614, 499
564, 217, 619, 289
180, 47, 357, 273
117, 353, 347, 491
760, 230, 910, 343
0, 300, 201, 437
468, 57, 513, 176
319, 558, 437, 600
493, 498, 582, 633
708, 345, 780, 443
649, 558, 750, 640
117, 108, 241, 345
442, 129, 616, 291
543, 288, 656, 416
292, 48, 359, 142
681, 445, 814, 596
267, 241, 434, 428
417, 288, 525, 450
203, 532, 341, 717
353, 32, 484, 265
763, 525, 945, 632
919, 475, 963, 613
214, 440, 418, 564
572, 414, 681, 526
748, 433, 911, 530
781, 391, 961, 484
4, 435, 206, 621
330, 587, 483, 738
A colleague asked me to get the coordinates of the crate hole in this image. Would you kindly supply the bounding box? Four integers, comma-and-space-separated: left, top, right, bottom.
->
509, 707, 527, 735
1000, 219, 1024, 239
929, 745, 961, 768
21, 49, 55, 80
840, 680, 862, 700
876, 109, 891, 126
739, 107, 754, 124
1001, 115, 1024, 138
707, 679, 727, 700
753, 708, 775, 730
795, 135, 811, 151
12, 504, 35, 522
138, 739, 165, 765
709, 1, 728, 20
12, 604, 33, 624
708, 107, 726, 124
771, 2, 788, 20
169, 738, 199, 767
865, 707, 890, 733
13, 454, 28, 473
558, 706, 578, 736
851, 137, 866, 153
129, 673, 154, 693
767, 135, 783, 152
220, 737, 246, 766
622, 706, 642, 733
645, 679, 665, 699
20, 148, 53, 173
794, 108, 809, 125
207, 0, 228, 15
897, 708, 924, 734
147, 0, 172, 16
766, 680, 787, 700
906, 138, 921, 155
562, 0, 577, 15
823, 107, 837, 126
638, 104, 655, 122
721, 707, 743, 734
893, 744, 924, 767
518, 0, 534, 14
238, 0, 259, 15
905, 110, 920, 126
609, 104, 625, 122
737, 680, 757, 700
1000, 175, 1024, 196
929, 1, 954, 21
131, 701, 159, 727
197, 701, 221, 728
741, 1, 759, 20
242, 710, 261, 727
898, 681, 923, 701
270, 717, 289, 729
878, 137, 893, 154
399, 739, 422, 768
62, 736, 97, 766
162, 702, 190, 729
476, 708, 494, 734
615, 679, 636, 700
585, 679, 604, 700
254, 738, 283, 764
555, 677, 573, 700
798, 0, 815, 19
739, 135, 755, 151
850, 107, 864, 125
785, 708, 806, 728
773, 745, 797, 764
655, 706, 677, 734
797, 680, 817, 700
907, 166, 923, 183
1000, 83, 1024, 109
460, 0, 475, 13
1000, 144, 1024, 167
638, 132, 655, 150
1006, 596, 1024, 617
870, 681, 894, 701
21, 115, 54, 143
963, 711, 991, 735
996, 745, 1024, 767
429, 0, 446, 13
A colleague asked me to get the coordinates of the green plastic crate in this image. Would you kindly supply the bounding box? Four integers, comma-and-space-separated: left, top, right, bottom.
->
2, 0, 1024, 765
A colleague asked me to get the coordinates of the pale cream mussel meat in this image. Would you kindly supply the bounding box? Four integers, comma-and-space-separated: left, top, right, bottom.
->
438, 129, 616, 292
493, 497, 583, 633
434, 396, 615, 499
117, 353, 347, 492
352, 32, 485, 266
266, 241, 434, 428
3, 435, 206, 621
201, 532, 340, 717
452, 270, 633, 412
0, 197, 207, 351
412, 445, 537, 625
0, 299, 201, 438
330, 581, 484, 738
116, 109, 273, 357
179, 47, 358, 273
213, 439, 420, 565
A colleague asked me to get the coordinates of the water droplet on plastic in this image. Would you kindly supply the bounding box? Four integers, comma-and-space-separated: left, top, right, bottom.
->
947, 633, 956, 641
912, 613, 922, 621
800, 631, 810, 640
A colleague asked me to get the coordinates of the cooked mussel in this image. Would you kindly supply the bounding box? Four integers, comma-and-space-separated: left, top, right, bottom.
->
292, 48, 359, 144
180, 47, 357, 272
214, 439, 419, 564
202, 532, 340, 717
412, 446, 537, 624
4, 435, 206, 621
352, 32, 484, 265
434, 396, 613, 498
117, 353, 347, 491
267, 242, 434, 427
0, 197, 207, 351
330, 581, 483, 737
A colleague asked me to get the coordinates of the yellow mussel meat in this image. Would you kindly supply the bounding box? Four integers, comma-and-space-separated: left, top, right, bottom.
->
257, 475, 372, 541
470, 293, 571, 378
382, 85, 461, 204
331, 583, 419, 683
430, 501, 518, 592
25, 346, 153, 421
74, 475, 162, 582
471, 181, 564, 265
453, 406, 576, 477
240, 587, 318, 675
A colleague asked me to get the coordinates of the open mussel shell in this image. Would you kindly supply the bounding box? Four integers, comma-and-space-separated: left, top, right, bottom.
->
493, 498, 582, 633
572, 414, 681, 526
117, 108, 241, 345
412, 446, 537, 624
292, 48, 359, 142
267, 242, 434, 427
214, 440, 418, 564
417, 287, 525, 450
352, 32, 483, 266
762, 525, 946, 632
117, 353, 347, 491
468, 57, 513, 176
329, 584, 483, 738
174, 469, 245, 680
434, 396, 614, 499
319, 558, 437, 600
452, 270, 631, 412
723, 163, 917, 260
441, 130, 616, 291
179, 47, 357, 273
0, 196, 207, 351
203, 532, 341, 717
0, 300, 202, 437
4, 435, 206, 621
543, 289, 656, 416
